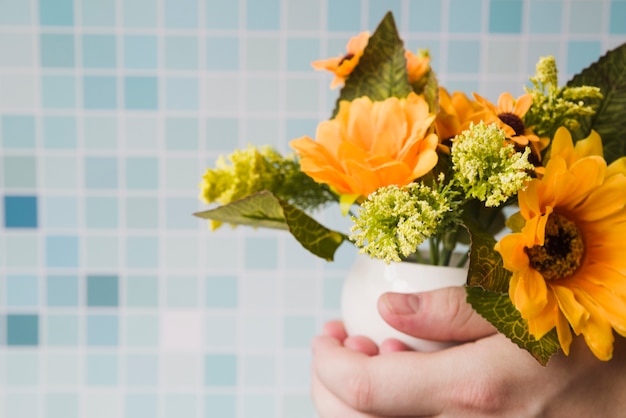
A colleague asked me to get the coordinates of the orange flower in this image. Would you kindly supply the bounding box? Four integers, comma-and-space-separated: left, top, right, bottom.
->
495, 128, 626, 360
312, 32, 370, 89
405, 49, 431, 83
435, 88, 500, 143
290, 93, 438, 208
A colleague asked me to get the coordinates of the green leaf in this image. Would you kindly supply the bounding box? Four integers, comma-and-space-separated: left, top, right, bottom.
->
332, 11, 413, 116
195, 191, 347, 261
466, 287, 561, 366
567, 43, 626, 164
462, 211, 511, 294
505, 211, 526, 233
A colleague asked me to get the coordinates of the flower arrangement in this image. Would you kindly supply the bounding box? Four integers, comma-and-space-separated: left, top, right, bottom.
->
195, 12, 626, 365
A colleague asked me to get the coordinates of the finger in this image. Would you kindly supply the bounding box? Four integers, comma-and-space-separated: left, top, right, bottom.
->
379, 338, 412, 354
344, 336, 379, 356
323, 320, 348, 342
311, 370, 381, 418
378, 287, 497, 342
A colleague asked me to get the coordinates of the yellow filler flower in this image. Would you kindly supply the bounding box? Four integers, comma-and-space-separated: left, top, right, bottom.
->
290, 92, 438, 212
312, 32, 370, 89
495, 127, 626, 361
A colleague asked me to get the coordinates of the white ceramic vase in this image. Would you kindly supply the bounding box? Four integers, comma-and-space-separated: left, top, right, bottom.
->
341, 253, 468, 352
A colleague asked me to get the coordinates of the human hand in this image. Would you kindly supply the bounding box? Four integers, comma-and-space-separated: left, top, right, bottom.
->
311, 287, 626, 417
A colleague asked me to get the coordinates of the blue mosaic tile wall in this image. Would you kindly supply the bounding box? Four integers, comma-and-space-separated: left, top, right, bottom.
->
0, 0, 624, 417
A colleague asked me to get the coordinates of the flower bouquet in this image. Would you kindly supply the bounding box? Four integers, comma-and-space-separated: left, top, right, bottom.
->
195, 12, 626, 365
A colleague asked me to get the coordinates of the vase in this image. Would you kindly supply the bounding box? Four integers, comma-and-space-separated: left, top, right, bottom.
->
341, 253, 468, 352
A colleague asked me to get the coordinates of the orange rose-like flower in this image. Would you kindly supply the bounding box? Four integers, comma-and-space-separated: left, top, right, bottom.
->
312, 32, 370, 89
405, 50, 431, 83
290, 93, 438, 205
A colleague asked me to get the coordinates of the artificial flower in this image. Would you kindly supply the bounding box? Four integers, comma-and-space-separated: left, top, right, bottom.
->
312, 32, 370, 89
495, 128, 626, 361
405, 49, 431, 83
290, 92, 438, 209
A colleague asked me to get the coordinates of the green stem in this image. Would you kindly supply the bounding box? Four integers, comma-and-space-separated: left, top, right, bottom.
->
429, 237, 439, 265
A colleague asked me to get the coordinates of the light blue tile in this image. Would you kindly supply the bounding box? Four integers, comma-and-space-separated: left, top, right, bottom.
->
323, 276, 343, 309
165, 77, 198, 110
40, 34, 74, 67
43, 116, 76, 149
125, 197, 159, 229
282, 395, 315, 418
245, 237, 278, 269
447, 40, 481, 73
281, 353, 311, 387
45, 394, 79, 418
449, 0, 482, 33
166, 118, 198, 150
125, 117, 158, 149
243, 395, 274, 418
125, 314, 159, 346
164, 237, 198, 269
5, 235, 39, 268
165, 36, 198, 69
5, 394, 39, 418
0, 156, 37, 189
126, 276, 158, 307
205, 354, 237, 386
125, 355, 158, 386
204, 395, 236, 418
408, 0, 441, 32
0, 0, 32, 24
0, 33, 34, 66
82, 0, 116, 26
244, 355, 275, 386
285, 118, 318, 143
82, 35, 116, 68
610, 1, 626, 34
164, 157, 198, 190
369, 1, 401, 29
42, 75, 76, 108
124, 35, 157, 69
85, 196, 118, 228
123, 0, 157, 27
6, 352, 39, 384
206, 0, 238, 29
46, 235, 79, 268
489, 0, 523, 33
6, 275, 38, 307
83, 76, 117, 109
44, 197, 78, 228
164, 0, 198, 28
287, 38, 320, 71
206, 37, 239, 70
486, 40, 521, 73
124, 76, 158, 110
529, 0, 562, 33
165, 197, 198, 229
1, 115, 36, 148
327, 0, 361, 31
569, 1, 602, 34
87, 275, 119, 307
242, 315, 277, 349
85, 156, 118, 189
43, 156, 78, 188
46, 314, 79, 345
7, 314, 39, 345
204, 236, 239, 269
82, 237, 120, 270
246, 0, 279, 30
206, 118, 239, 151
125, 236, 159, 268
87, 314, 118, 346
205, 315, 237, 347
245, 77, 280, 111
567, 41, 601, 75
125, 394, 158, 418
125, 157, 159, 189
283, 316, 316, 348
47, 275, 79, 306
206, 275, 238, 308
39, 0, 74, 25
286, 79, 320, 112
286, 0, 320, 30
86, 353, 118, 385
166, 276, 198, 307
164, 394, 197, 418
246, 37, 280, 71
206, 76, 240, 112
84, 116, 117, 149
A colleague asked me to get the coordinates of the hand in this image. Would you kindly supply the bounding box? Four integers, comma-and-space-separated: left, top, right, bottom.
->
311, 287, 626, 417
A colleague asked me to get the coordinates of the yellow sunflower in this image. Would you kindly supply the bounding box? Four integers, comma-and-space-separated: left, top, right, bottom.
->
495, 127, 626, 361
312, 32, 370, 89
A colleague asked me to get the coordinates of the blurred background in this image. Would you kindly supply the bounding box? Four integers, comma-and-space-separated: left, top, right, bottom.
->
0, 0, 624, 417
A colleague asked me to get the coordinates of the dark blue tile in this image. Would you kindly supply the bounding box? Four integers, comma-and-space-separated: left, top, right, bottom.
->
87, 275, 119, 307
7, 314, 39, 346
4, 196, 38, 228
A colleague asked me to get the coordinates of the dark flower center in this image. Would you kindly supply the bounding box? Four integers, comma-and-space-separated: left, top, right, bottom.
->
339, 53, 355, 66
498, 112, 526, 136
525, 213, 585, 281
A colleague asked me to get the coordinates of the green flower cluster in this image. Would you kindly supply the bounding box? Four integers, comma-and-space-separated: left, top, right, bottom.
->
200, 145, 335, 225
524, 56, 603, 139
452, 122, 533, 207
350, 182, 454, 263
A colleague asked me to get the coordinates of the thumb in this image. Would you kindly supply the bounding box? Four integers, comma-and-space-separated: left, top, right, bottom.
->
377, 286, 496, 342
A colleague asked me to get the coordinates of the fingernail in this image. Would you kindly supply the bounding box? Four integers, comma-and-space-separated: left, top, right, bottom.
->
382, 293, 420, 315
